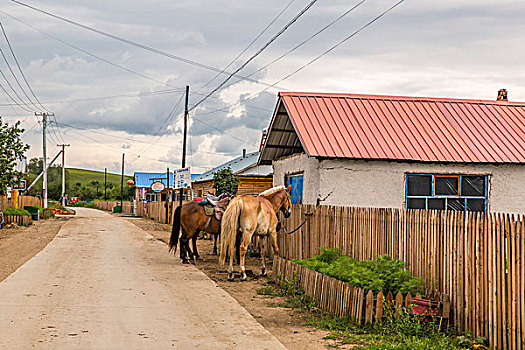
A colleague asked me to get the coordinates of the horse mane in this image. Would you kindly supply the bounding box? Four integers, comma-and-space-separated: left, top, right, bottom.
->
258, 186, 285, 197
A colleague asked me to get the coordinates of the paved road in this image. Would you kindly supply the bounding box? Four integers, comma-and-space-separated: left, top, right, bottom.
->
0, 208, 285, 349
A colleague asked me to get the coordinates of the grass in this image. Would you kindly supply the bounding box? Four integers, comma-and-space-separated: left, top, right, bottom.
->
269, 274, 476, 350
67, 168, 132, 186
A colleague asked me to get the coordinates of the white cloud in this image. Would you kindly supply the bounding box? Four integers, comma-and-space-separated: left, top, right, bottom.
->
1, 0, 524, 174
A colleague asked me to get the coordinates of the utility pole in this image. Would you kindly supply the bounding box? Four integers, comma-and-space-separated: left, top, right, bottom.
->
35, 112, 54, 208
58, 144, 70, 207
104, 168, 107, 201
120, 153, 125, 210
165, 167, 169, 224
180, 85, 189, 207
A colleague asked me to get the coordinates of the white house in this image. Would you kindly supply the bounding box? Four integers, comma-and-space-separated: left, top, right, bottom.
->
259, 91, 525, 214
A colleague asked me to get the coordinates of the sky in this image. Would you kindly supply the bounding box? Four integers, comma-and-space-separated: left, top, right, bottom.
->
0, 0, 524, 175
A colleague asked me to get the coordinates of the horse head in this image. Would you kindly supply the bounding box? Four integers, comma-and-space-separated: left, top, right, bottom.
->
280, 185, 292, 218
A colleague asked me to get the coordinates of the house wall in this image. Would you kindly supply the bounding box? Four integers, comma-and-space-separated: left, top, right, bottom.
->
272, 153, 320, 205
192, 177, 273, 197
273, 154, 525, 214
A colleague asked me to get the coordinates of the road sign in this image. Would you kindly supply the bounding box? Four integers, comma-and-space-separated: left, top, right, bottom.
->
174, 167, 191, 189
151, 181, 165, 192
13, 180, 26, 190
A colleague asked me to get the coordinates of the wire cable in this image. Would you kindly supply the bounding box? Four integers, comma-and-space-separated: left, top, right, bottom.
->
0, 80, 33, 112
0, 22, 48, 112
0, 48, 41, 112
190, 0, 318, 111
10, 1, 288, 91
194, 0, 406, 116
0, 68, 35, 111
262, 0, 406, 91
0, 10, 274, 114
200, 0, 295, 90
219, 0, 369, 93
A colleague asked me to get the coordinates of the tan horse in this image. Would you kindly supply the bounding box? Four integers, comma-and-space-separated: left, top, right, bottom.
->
219, 185, 291, 281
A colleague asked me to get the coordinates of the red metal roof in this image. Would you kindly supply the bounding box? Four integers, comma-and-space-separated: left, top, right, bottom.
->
279, 92, 525, 163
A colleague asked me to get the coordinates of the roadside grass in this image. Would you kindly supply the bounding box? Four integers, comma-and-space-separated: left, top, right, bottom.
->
267, 275, 479, 350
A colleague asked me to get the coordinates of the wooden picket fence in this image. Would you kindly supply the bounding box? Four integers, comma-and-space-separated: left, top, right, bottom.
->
0, 195, 42, 211
135, 200, 191, 224
272, 256, 451, 324
277, 205, 524, 350
93, 201, 133, 214
4, 215, 32, 226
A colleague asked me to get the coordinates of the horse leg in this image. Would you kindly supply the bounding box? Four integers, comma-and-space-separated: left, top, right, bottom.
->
185, 238, 195, 264
260, 236, 267, 277
239, 230, 255, 281
213, 234, 218, 255
227, 241, 236, 281
235, 231, 241, 265
192, 232, 201, 261
180, 236, 190, 264
269, 228, 280, 257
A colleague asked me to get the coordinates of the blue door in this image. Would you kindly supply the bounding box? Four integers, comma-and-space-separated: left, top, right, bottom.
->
286, 175, 303, 204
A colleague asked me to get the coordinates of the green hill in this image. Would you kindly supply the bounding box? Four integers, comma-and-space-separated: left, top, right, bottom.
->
67, 168, 132, 187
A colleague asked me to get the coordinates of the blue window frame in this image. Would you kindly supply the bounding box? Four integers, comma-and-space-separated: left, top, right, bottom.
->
405, 173, 488, 212
286, 174, 303, 204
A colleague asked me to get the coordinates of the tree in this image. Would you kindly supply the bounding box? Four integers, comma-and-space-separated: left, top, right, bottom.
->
212, 167, 239, 196
0, 118, 29, 195
28, 157, 43, 174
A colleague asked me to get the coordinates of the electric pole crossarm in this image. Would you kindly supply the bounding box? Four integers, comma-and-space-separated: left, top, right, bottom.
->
26, 150, 62, 192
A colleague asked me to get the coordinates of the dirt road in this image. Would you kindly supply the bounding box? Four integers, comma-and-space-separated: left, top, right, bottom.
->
0, 208, 285, 349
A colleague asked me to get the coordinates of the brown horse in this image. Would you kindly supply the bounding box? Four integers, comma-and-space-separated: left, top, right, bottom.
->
169, 194, 232, 264
219, 185, 291, 281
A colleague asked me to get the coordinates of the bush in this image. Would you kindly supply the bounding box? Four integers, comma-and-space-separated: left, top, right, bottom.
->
292, 248, 423, 295
42, 208, 54, 219
3, 207, 31, 216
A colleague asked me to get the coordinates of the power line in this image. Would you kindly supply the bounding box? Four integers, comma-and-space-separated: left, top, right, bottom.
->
262, 0, 407, 90
219, 0, 369, 93
0, 10, 274, 116
128, 92, 186, 163
190, 0, 318, 111
200, 0, 296, 90
0, 22, 48, 112
191, 113, 259, 148
0, 80, 33, 112
0, 68, 35, 111
0, 87, 183, 107
0, 48, 41, 112
65, 126, 219, 170
194, 0, 406, 117
10, 1, 288, 92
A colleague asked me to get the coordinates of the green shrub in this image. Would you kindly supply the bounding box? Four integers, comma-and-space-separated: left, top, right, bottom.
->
42, 208, 54, 219
3, 207, 31, 216
292, 248, 423, 295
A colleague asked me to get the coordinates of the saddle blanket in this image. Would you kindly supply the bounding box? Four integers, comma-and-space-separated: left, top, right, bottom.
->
204, 205, 214, 216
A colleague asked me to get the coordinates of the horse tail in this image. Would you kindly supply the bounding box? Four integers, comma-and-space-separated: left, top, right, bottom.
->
219, 198, 242, 265
169, 205, 182, 254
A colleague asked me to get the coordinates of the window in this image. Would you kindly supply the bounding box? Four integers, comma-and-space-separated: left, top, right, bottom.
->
286, 174, 303, 204
405, 174, 488, 212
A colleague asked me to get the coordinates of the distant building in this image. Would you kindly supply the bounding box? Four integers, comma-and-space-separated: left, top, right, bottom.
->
192, 150, 273, 197
259, 91, 525, 214
134, 172, 200, 202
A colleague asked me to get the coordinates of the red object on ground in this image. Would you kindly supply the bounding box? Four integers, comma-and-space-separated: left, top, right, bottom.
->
410, 298, 440, 321
280, 92, 525, 163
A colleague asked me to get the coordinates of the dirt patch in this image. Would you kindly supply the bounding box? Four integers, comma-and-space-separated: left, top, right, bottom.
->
124, 216, 339, 350
0, 217, 67, 282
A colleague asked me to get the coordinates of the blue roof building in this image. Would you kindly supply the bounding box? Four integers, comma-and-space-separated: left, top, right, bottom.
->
192, 150, 273, 197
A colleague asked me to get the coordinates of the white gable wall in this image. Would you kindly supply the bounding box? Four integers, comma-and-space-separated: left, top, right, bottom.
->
273, 153, 525, 215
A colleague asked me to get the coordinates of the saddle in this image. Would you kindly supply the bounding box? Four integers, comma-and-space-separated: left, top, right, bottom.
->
199, 193, 232, 221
